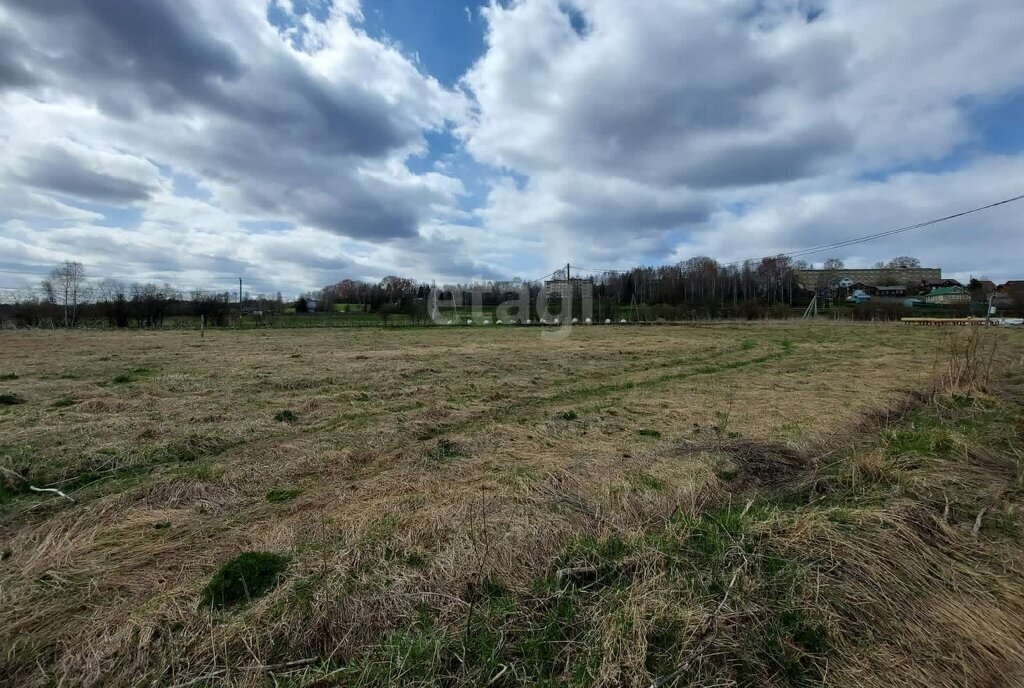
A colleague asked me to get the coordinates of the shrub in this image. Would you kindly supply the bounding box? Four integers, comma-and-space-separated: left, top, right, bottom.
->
0, 393, 24, 406
273, 410, 298, 423
199, 552, 290, 609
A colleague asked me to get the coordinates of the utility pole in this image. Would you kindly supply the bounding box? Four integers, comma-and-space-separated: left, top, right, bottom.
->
238, 278, 243, 319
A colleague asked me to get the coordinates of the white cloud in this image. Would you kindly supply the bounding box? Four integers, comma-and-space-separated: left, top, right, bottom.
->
460, 0, 1024, 279
0, 0, 475, 292
673, 155, 1024, 283
2, 0, 1023, 291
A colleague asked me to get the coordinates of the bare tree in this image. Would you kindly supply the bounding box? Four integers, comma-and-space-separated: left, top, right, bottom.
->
887, 256, 921, 268
131, 282, 177, 327
41, 261, 91, 327
96, 278, 130, 328
823, 257, 844, 270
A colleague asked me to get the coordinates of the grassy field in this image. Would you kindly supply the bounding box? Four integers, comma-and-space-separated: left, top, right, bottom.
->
2, 323, 1024, 686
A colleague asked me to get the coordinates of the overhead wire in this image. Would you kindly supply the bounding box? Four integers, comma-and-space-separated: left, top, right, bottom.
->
566, 192, 1024, 276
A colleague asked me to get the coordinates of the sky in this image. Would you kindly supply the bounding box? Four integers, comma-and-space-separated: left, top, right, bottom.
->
1, 0, 1023, 298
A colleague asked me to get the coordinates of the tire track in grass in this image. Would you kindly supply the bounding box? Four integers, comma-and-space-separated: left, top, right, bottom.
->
416, 348, 792, 441
314, 345, 738, 434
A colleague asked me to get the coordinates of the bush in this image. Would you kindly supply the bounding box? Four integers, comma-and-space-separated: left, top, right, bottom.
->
199, 552, 290, 609
273, 410, 298, 423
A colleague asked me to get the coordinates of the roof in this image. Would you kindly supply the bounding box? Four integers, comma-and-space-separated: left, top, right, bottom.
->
927, 286, 967, 296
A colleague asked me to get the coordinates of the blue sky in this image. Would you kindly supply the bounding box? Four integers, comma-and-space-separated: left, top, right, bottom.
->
0, 0, 1022, 297
362, 0, 488, 86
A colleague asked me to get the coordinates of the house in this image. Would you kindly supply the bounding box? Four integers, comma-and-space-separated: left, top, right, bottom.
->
923, 278, 962, 289
994, 281, 1024, 308
875, 285, 906, 298
997, 280, 1024, 295
923, 285, 969, 305
846, 289, 872, 303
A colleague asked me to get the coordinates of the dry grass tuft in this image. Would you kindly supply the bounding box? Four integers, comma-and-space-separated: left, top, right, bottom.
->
0, 323, 1022, 686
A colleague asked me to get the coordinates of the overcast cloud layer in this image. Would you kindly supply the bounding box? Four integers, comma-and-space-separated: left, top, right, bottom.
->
1, 0, 1022, 296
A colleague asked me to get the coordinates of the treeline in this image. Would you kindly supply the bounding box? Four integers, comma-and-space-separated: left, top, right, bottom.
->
595, 255, 807, 306
316, 276, 430, 320
2, 254, 978, 329
0, 262, 284, 329
317, 256, 811, 311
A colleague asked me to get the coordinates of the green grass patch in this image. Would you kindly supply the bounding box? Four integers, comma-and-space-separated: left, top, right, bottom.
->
111, 368, 152, 385
51, 398, 76, 409
881, 415, 955, 459
636, 428, 662, 438
0, 393, 24, 406
625, 471, 665, 492
0, 373, 18, 381
342, 503, 827, 686
0, 479, 31, 506
429, 439, 467, 462
199, 551, 290, 610
266, 487, 301, 503
561, 409, 579, 421
715, 468, 739, 482
174, 461, 217, 481
273, 410, 298, 423
152, 434, 233, 463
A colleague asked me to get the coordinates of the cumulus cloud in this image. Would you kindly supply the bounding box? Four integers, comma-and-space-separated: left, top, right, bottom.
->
1, 0, 1023, 292
0, 0, 471, 290
10, 142, 163, 203
461, 0, 1024, 277
673, 155, 1024, 283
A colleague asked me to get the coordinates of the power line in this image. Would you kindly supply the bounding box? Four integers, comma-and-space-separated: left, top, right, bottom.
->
568, 192, 1024, 275
2, 193, 1020, 296
781, 192, 1024, 261
524, 269, 560, 284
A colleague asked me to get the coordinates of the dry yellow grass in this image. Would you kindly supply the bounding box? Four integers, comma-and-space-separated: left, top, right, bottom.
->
1, 322, 1023, 686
